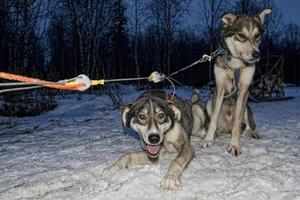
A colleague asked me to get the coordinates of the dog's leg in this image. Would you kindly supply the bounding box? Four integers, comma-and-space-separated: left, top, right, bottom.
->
102, 151, 154, 177
161, 144, 194, 191
191, 105, 206, 139
202, 67, 226, 147
228, 67, 255, 156
243, 106, 260, 139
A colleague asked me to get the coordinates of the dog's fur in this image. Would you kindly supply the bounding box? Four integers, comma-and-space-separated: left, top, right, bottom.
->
202, 9, 271, 156
102, 90, 207, 191
206, 92, 258, 139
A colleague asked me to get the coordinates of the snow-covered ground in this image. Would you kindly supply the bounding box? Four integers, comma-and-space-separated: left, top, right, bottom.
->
0, 86, 300, 200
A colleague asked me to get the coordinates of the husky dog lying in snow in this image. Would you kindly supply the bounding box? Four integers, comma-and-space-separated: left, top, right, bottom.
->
202, 9, 272, 156
102, 90, 206, 191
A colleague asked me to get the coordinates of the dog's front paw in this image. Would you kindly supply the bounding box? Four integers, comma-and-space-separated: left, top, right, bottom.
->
245, 130, 260, 139
102, 165, 119, 178
161, 175, 181, 192
227, 144, 240, 156
201, 140, 214, 148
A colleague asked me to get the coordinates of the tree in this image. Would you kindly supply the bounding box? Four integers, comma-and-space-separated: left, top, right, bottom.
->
109, 0, 129, 79
132, 0, 142, 87
145, 0, 191, 75
0, 0, 50, 74
282, 23, 300, 51
281, 23, 300, 84
58, 0, 112, 78
0, 1, 11, 72
233, 0, 261, 15
261, 0, 283, 71
198, 0, 228, 81
48, 17, 68, 79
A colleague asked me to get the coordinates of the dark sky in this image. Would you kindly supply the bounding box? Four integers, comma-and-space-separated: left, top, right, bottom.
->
274, 0, 300, 25
188, 0, 300, 26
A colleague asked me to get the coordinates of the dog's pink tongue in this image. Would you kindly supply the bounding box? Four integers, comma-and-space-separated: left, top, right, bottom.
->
147, 145, 160, 155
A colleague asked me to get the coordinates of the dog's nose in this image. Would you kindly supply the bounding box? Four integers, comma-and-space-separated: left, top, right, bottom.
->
148, 134, 160, 145
252, 50, 261, 60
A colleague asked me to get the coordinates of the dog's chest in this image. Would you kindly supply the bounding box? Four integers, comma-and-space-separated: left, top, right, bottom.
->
163, 123, 185, 153
216, 56, 252, 94
225, 57, 246, 70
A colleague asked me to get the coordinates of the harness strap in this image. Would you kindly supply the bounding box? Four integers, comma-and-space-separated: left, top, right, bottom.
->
166, 93, 174, 102
215, 48, 240, 100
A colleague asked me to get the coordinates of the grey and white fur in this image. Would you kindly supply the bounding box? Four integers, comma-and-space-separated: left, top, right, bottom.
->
202, 9, 272, 156
102, 90, 207, 191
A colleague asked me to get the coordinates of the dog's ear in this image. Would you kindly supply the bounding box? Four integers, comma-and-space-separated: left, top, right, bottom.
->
221, 12, 238, 27
121, 103, 133, 127
256, 8, 272, 24
168, 103, 181, 121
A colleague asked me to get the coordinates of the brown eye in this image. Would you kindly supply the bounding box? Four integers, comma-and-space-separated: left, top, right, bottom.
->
158, 113, 165, 120
138, 114, 146, 121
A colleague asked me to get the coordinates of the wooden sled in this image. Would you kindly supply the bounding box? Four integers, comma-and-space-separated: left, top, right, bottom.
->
249, 95, 295, 103
250, 55, 294, 102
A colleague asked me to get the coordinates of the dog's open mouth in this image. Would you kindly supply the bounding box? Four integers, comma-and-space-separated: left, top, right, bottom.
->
146, 144, 161, 156
141, 139, 162, 158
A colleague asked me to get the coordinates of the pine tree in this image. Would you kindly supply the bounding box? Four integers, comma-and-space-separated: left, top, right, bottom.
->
109, 0, 130, 79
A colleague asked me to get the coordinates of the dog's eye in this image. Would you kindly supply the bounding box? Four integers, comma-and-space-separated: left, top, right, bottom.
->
236, 33, 247, 41
157, 113, 165, 120
254, 33, 261, 40
138, 114, 147, 121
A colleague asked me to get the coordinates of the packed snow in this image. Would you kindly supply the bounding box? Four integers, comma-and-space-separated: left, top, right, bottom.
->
0, 86, 300, 200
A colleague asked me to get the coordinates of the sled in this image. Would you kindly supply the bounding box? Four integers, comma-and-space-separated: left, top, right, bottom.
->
249, 55, 294, 102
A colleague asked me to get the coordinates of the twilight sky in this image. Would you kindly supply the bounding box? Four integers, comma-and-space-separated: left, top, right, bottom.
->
187, 0, 300, 25
183, 0, 300, 30
274, 0, 300, 25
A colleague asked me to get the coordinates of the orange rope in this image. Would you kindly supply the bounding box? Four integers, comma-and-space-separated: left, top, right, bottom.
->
0, 72, 86, 91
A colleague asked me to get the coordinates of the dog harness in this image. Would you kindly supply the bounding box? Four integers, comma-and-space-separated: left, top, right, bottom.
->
166, 93, 174, 102
215, 47, 240, 100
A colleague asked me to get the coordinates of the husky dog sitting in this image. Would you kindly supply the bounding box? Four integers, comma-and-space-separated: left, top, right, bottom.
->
202, 9, 272, 156
102, 90, 206, 191
206, 91, 258, 139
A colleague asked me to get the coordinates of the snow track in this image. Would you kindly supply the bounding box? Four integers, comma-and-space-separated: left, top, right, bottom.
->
0, 87, 299, 200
